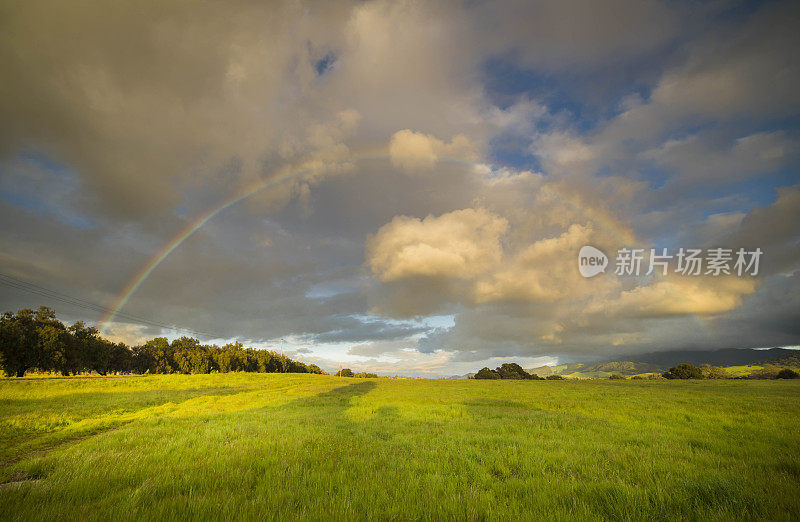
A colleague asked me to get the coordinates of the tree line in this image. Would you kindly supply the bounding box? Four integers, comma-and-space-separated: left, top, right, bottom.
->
335, 368, 378, 378
660, 363, 798, 380
0, 307, 324, 377
472, 361, 799, 380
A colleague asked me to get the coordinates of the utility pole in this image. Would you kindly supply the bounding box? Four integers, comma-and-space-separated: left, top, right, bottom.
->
280, 338, 284, 358
280, 339, 285, 373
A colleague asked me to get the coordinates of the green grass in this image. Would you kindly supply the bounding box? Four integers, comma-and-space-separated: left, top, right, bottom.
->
1, 375, 799, 520
724, 365, 765, 376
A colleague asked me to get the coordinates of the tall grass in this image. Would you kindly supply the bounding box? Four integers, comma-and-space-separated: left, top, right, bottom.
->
1, 375, 798, 520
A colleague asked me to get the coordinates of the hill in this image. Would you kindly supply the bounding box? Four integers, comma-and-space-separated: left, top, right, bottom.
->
759, 352, 800, 368
624, 347, 796, 368
447, 373, 475, 379
528, 361, 661, 378
528, 348, 800, 379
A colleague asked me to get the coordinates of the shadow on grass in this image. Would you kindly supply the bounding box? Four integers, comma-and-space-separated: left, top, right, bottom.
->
1, 380, 377, 478
0, 386, 256, 470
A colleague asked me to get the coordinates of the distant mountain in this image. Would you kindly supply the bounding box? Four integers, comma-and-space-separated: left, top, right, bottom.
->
528, 361, 660, 378
448, 373, 475, 379
625, 348, 797, 368
528, 363, 584, 377
511, 348, 800, 380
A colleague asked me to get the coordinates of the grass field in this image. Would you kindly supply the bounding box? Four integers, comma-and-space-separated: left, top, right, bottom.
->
1, 374, 799, 520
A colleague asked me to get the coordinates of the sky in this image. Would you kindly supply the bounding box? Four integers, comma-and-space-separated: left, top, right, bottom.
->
1, 0, 798, 377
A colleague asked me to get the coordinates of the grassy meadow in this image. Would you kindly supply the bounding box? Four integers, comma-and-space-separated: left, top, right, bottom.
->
1, 374, 799, 520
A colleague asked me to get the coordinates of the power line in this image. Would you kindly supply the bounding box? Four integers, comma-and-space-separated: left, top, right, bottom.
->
0, 272, 227, 340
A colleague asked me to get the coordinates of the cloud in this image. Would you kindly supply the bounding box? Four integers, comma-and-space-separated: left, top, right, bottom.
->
473, 223, 594, 304
475, 0, 680, 70
1, 0, 799, 375
389, 130, 478, 172
643, 131, 798, 192
367, 207, 507, 282
598, 277, 757, 318
371, 181, 800, 358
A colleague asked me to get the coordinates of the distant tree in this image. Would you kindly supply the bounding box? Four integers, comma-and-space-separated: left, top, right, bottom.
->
662, 364, 703, 379
545, 374, 564, 380
1, 307, 326, 376
776, 368, 799, 379
336, 368, 354, 377
608, 373, 625, 380
474, 367, 501, 379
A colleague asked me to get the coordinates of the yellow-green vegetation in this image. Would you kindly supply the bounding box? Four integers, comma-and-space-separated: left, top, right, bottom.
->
1, 374, 799, 520
725, 365, 765, 376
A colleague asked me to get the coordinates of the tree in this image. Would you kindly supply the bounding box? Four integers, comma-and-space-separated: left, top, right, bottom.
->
474, 367, 500, 379
109, 343, 132, 373
0, 310, 38, 377
662, 364, 703, 379
0, 308, 71, 376
32, 307, 72, 374
1, 306, 326, 376
496, 363, 535, 380
776, 368, 799, 379
146, 337, 175, 373
336, 368, 354, 377
131, 344, 155, 373
546, 374, 564, 380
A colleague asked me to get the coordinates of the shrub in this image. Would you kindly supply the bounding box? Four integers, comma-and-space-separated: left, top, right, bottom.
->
545, 374, 564, 380
609, 374, 625, 380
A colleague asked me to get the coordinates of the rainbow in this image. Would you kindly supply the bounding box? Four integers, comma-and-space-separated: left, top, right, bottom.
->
99, 150, 636, 335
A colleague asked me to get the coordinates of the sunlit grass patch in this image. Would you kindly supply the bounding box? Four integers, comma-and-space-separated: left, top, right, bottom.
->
1, 375, 798, 519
